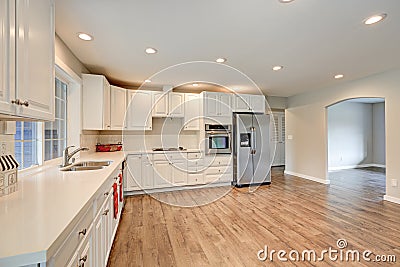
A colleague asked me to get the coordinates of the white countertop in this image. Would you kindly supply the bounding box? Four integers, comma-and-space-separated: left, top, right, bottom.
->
125, 149, 203, 154
0, 152, 125, 266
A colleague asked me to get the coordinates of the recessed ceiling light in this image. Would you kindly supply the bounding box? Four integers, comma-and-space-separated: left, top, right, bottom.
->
272, 65, 283, 71
279, 0, 295, 3
145, 47, 157, 54
216, 58, 227, 63
334, 74, 344, 79
144, 79, 151, 83
364, 13, 387, 25
77, 32, 93, 41
192, 83, 199, 87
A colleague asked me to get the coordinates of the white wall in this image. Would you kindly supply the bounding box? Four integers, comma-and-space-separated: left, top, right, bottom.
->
266, 96, 287, 110
373, 102, 385, 165
328, 102, 373, 169
55, 34, 89, 77
286, 68, 400, 202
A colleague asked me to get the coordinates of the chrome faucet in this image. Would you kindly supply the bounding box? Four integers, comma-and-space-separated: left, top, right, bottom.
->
61, 145, 89, 167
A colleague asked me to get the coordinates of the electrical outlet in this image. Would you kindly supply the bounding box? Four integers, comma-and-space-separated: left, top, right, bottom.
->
391, 179, 398, 187
1, 142, 6, 155
287, 135, 293, 140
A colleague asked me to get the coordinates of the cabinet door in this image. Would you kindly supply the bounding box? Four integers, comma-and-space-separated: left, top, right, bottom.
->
272, 113, 285, 166
218, 93, 232, 116
152, 91, 168, 117
110, 85, 126, 130
126, 155, 142, 191
142, 160, 154, 189
168, 92, 184, 117
184, 93, 200, 130
172, 161, 187, 185
78, 238, 92, 267
0, 0, 15, 115
94, 211, 105, 267
234, 94, 250, 112
204, 92, 219, 117
126, 90, 152, 130
15, 0, 55, 120
249, 95, 265, 113
153, 161, 171, 188
103, 79, 111, 129
66, 250, 79, 267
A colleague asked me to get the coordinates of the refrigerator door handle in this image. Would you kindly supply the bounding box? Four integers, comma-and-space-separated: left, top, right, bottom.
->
250, 127, 256, 154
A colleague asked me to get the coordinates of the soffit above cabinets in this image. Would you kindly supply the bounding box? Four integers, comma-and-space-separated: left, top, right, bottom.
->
55, 0, 400, 97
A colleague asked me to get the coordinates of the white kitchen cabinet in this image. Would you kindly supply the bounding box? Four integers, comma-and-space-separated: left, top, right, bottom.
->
152, 91, 168, 117
0, 0, 55, 120
142, 157, 154, 189
168, 92, 184, 117
82, 74, 111, 130
172, 161, 187, 185
126, 90, 152, 130
204, 155, 232, 184
94, 209, 105, 267
152, 91, 184, 118
233, 94, 265, 113
153, 160, 171, 188
184, 93, 200, 130
126, 155, 142, 191
0, 0, 14, 115
202, 92, 232, 117
110, 85, 127, 130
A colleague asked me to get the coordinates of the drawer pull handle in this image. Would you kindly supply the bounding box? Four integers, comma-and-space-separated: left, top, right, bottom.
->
104, 192, 109, 196
78, 228, 87, 236
103, 209, 110, 216
78, 255, 87, 267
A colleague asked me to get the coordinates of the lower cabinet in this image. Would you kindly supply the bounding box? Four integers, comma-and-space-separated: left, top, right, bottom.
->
124, 152, 232, 193
51, 167, 123, 267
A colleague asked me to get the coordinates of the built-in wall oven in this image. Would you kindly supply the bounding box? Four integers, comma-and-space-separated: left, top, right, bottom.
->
205, 124, 232, 154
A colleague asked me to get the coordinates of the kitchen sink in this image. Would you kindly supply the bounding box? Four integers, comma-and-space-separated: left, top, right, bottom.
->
60, 161, 113, 171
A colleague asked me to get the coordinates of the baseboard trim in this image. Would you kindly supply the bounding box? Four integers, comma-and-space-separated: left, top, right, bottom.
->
284, 170, 330, 185
383, 195, 400, 205
328, 163, 386, 171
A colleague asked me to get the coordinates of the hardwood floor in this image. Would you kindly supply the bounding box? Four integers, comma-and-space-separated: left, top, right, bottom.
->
108, 167, 400, 266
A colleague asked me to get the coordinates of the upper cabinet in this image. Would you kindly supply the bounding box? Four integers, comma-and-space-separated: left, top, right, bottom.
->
126, 90, 152, 131
82, 74, 111, 130
0, 0, 55, 120
202, 92, 232, 117
152, 91, 184, 118
110, 85, 127, 130
233, 94, 265, 113
184, 93, 200, 131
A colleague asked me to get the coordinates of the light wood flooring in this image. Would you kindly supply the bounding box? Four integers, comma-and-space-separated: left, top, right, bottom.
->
108, 167, 400, 266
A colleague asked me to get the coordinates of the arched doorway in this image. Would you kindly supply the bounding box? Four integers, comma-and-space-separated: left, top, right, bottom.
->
326, 97, 386, 196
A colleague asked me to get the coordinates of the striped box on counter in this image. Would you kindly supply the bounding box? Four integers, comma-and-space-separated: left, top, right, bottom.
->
0, 155, 19, 197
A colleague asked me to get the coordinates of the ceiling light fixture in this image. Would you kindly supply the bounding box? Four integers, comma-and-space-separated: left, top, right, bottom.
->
145, 47, 158, 54
279, 0, 295, 3
334, 74, 344, 79
77, 32, 93, 41
272, 65, 283, 71
364, 13, 387, 25
192, 83, 199, 87
144, 79, 151, 83
216, 58, 227, 63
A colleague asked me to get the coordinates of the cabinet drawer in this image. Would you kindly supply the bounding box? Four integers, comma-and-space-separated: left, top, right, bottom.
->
188, 173, 204, 185
205, 166, 232, 175
52, 204, 93, 267
205, 174, 232, 184
212, 156, 232, 166
153, 154, 168, 161
187, 152, 202, 159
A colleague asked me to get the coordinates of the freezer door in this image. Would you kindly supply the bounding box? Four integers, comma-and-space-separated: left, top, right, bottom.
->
252, 114, 271, 183
234, 114, 254, 185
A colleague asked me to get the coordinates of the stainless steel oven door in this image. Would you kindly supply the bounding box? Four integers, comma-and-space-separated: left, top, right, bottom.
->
206, 132, 231, 154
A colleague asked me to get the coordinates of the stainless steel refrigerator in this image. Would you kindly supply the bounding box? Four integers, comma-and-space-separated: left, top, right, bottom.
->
233, 113, 271, 187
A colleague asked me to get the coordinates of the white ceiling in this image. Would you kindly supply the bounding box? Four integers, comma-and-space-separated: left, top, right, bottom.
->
55, 0, 400, 97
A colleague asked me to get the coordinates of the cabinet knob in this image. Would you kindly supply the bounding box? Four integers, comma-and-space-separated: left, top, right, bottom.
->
102, 209, 110, 216
78, 255, 88, 267
11, 99, 21, 105
104, 192, 109, 196
78, 228, 87, 236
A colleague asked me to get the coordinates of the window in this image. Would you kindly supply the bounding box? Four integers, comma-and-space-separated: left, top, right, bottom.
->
44, 78, 67, 161
14, 77, 69, 169
14, 122, 40, 169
